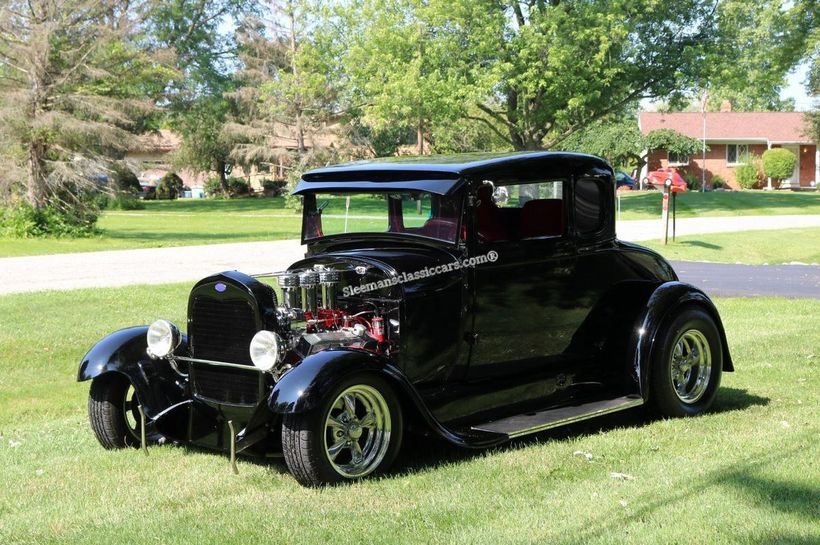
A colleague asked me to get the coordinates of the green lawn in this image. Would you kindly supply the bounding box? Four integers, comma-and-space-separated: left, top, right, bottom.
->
617, 190, 820, 220
1, 191, 819, 257
0, 286, 817, 544
639, 227, 820, 265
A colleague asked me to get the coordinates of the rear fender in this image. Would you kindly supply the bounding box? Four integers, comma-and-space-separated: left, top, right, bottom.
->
634, 282, 734, 397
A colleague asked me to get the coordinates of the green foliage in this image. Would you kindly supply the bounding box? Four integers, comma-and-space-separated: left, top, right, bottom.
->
204, 177, 224, 197
110, 163, 142, 194
262, 179, 287, 196
284, 168, 303, 211
226, 176, 250, 196
559, 119, 645, 168
645, 129, 704, 158
156, 173, 184, 200
712, 175, 727, 189
683, 173, 701, 192
762, 148, 798, 183
0, 202, 97, 238
332, 0, 720, 150
736, 155, 761, 190
94, 192, 145, 211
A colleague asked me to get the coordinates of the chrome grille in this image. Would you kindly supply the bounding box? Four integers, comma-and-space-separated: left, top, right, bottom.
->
190, 296, 257, 365
192, 365, 261, 406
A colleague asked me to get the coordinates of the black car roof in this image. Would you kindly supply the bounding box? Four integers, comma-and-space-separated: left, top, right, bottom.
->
294, 151, 612, 195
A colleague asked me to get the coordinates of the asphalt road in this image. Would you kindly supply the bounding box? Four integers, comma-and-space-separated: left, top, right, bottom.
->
671, 260, 820, 299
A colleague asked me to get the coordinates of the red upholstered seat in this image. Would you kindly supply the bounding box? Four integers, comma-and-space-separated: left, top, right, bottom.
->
520, 199, 563, 238
476, 186, 508, 241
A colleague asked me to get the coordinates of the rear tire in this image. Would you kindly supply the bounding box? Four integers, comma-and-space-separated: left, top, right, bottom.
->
88, 374, 142, 449
648, 308, 723, 418
282, 374, 403, 486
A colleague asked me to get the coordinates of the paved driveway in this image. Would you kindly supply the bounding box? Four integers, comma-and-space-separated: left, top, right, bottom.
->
1, 214, 818, 296
671, 261, 820, 299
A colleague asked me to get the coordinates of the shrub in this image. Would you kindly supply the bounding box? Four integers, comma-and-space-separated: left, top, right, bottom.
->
110, 163, 141, 194
261, 179, 287, 197
284, 168, 303, 211
762, 148, 797, 186
712, 175, 727, 189
156, 172, 184, 200
0, 201, 98, 238
204, 176, 223, 197
735, 164, 759, 190
683, 173, 701, 191
143, 186, 157, 200
97, 193, 145, 210
226, 176, 250, 196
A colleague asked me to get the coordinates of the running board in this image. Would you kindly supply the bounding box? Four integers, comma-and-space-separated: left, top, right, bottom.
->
471, 395, 644, 439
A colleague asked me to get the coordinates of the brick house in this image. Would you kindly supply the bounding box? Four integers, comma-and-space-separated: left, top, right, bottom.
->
638, 105, 817, 190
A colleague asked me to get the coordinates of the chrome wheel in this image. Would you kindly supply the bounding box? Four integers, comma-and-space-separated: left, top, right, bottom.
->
670, 329, 712, 404
122, 384, 141, 441
323, 385, 391, 478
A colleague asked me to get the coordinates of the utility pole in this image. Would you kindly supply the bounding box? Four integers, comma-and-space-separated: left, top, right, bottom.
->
701, 89, 708, 192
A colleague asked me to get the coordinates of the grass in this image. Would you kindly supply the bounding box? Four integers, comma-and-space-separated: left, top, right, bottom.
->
639, 226, 820, 265
617, 190, 820, 220
1, 191, 819, 257
0, 285, 817, 544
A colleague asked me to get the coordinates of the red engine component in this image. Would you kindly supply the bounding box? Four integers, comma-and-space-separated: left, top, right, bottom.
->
370, 316, 385, 342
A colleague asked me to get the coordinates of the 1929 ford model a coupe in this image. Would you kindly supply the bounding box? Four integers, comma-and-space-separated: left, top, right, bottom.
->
78, 152, 733, 486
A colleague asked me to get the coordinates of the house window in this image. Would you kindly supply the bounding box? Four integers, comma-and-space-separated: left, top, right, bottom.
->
668, 151, 689, 166
727, 144, 748, 165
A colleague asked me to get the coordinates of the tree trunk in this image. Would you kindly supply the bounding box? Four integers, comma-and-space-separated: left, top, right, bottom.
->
417, 117, 424, 155
26, 139, 47, 210
217, 159, 228, 193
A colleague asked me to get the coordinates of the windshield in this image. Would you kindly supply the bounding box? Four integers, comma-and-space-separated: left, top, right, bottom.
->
302, 191, 463, 244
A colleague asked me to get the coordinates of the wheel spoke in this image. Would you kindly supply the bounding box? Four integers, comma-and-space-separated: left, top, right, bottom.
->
343, 394, 357, 416
359, 411, 377, 428
327, 439, 348, 461
350, 440, 363, 465
327, 415, 345, 430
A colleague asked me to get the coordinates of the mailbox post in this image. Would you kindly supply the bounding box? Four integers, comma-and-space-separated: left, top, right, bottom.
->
662, 179, 671, 245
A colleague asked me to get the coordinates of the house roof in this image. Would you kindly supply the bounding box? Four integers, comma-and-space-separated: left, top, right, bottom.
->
639, 111, 813, 143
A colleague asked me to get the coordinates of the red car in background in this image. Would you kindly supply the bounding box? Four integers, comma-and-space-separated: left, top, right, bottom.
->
642, 168, 688, 192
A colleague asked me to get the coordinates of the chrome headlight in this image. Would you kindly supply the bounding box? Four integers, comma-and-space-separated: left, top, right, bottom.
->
146, 319, 181, 359
249, 330, 285, 372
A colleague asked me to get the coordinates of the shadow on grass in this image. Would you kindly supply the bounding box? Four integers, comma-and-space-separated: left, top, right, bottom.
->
621, 191, 820, 219
676, 240, 723, 250
169, 387, 769, 486
391, 386, 769, 479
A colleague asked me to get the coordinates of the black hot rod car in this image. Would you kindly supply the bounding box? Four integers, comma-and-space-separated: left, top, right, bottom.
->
79, 152, 733, 486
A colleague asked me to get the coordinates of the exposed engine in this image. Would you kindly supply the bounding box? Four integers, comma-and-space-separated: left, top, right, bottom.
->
268, 263, 400, 376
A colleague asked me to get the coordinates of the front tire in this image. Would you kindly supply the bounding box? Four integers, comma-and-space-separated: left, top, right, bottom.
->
282, 375, 403, 486
649, 308, 723, 418
88, 374, 142, 449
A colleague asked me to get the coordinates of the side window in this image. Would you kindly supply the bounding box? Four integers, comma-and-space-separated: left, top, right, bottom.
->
574, 178, 604, 235
476, 180, 564, 242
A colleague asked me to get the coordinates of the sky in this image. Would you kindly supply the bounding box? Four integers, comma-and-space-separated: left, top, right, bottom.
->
782, 62, 813, 111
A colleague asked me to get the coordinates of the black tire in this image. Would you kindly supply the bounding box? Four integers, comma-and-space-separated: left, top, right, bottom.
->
88, 374, 142, 449
282, 374, 403, 487
648, 307, 723, 418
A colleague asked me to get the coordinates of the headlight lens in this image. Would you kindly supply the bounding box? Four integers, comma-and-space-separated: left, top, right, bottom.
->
146, 319, 180, 358
249, 330, 284, 372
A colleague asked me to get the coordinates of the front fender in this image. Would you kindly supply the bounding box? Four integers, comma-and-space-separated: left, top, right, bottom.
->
634, 281, 734, 396
77, 326, 188, 418
77, 326, 150, 382
268, 348, 400, 414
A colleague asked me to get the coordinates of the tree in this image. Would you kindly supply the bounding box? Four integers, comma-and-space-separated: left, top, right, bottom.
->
700, 0, 816, 112
148, 0, 259, 193
762, 148, 797, 187
560, 122, 703, 174
805, 45, 819, 143
330, 0, 721, 152
0, 1, 162, 211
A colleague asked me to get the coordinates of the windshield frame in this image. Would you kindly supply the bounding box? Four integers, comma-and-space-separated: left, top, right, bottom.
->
300, 189, 466, 246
